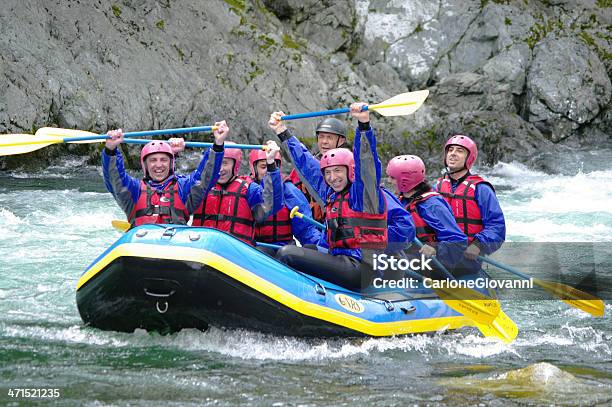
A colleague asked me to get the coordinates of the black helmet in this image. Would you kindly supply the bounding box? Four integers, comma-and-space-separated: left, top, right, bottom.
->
315, 118, 347, 138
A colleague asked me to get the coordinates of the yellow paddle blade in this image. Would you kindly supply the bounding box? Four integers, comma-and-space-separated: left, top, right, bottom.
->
0, 134, 64, 156
433, 286, 501, 325
474, 310, 518, 344
111, 220, 131, 233
35, 127, 104, 143
368, 89, 429, 116
534, 278, 605, 317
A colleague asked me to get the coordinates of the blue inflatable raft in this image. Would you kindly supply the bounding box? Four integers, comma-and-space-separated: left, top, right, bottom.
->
76, 224, 479, 336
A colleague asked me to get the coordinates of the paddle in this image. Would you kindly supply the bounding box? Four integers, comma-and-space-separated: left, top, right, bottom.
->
280, 90, 429, 120
288, 207, 504, 326
112, 220, 131, 233
480, 255, 604, 317
0, 125, 219, 156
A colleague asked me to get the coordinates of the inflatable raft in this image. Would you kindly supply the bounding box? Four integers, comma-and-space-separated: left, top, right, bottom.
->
76, 224, 479, 336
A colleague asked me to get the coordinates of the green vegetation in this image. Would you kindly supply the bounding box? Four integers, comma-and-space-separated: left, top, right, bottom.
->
224, 0, 246, 13
245, 61, 264, 84
414, 23, 423, 33
111, 4, 121, 18
258, 34, 276, 52
173, 44, 185, 61
156, 20, 165, 30
282, 34, 304, 50
595, 0, 612, 7
505, 17, 512, 26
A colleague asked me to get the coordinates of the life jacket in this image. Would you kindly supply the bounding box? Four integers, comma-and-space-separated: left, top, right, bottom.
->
192, 176, 255, 245
404, 191, 440, 243
128, 180, 189, 226
325, 190, 388, 250
437, 175, 493, 243
289, 168, 325, 223
254, 205, 293, 243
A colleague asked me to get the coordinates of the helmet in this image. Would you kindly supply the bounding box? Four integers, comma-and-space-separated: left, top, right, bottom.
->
249, 149, 281, 176
140, 141, 174, 177
320, 148, 355, 183
386, 155, 426, 193
224, 142, 243, 175
316, 118, 347, 138
444, 134, 478, 170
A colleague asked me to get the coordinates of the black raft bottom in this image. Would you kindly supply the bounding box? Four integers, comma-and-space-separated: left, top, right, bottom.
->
76, 256, 361, 337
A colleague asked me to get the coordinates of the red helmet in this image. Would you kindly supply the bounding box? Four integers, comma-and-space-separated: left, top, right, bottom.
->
386, 155, 425, 193
224, 142, 243, 175
249, 149, 281, 176
320, 148, 355, 183
444, 134, 478, 170
140, 141, 174, 177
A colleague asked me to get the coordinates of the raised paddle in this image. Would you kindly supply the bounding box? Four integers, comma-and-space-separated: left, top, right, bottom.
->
36, 127, 265, 150
0, 125, 218, 156
288, 207, 506, 327
480, 255, 605, 317
280, 90, 429, 120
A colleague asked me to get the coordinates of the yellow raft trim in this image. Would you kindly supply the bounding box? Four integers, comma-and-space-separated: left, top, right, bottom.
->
77, 243, 474, 336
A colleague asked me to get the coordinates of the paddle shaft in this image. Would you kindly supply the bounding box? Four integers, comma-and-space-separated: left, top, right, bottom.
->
479, 255, 530, 280
121, 138, 263, 150
62, 125, 217, 142
281, 102, 417, 121
412, 238, 457, 281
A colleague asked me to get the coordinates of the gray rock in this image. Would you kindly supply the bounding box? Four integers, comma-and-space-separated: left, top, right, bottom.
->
429, 73, 516, 115
526, 36, 611, 141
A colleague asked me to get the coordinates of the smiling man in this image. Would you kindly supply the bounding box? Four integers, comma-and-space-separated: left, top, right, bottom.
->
435, 135, 506, 272
102, 122, 228, 227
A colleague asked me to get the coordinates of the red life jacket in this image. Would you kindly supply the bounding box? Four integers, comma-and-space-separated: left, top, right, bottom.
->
128, 180, 189, 226
325, 190, 388, 250
192, 176, 255, 245
404, 191, 440, 243
289, 168, 325, 223
254, 205, 293, 243
437, 175, 493, 243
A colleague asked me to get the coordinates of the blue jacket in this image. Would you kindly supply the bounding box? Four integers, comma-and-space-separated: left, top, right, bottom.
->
400, 194, 468, 267
102, 147, 222, 219
382, 187, 415, 253
280, 124, 384, 262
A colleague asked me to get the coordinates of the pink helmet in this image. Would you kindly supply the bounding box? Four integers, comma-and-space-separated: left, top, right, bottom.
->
444, 134, 478, 170
249, 149, 281, 175
320, 148, 355, 183
386, 155, 426, 193
224, 142, 243, 175
140, 141, 174, 177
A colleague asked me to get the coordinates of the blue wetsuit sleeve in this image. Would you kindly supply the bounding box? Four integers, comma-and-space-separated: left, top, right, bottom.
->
473, 183, 506, 255
350, 125, 384, 213
284, 182, 322, 245
282, 133, 330, 201
102, 148, 141, 218
417, 196, 468, 267
382, 188, 415, 252
248, 168, 283, 222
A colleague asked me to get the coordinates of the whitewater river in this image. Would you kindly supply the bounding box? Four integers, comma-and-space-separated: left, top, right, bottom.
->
0, 149, 610, 406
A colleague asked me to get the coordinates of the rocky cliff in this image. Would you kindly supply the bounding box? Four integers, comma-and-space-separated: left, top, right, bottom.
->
1, 0, 610, 174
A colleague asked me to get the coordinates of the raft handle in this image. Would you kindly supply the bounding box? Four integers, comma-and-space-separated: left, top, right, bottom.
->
314, 283, 326, 296
144, 288, 176, 298
383, 300, 395, 312
162, 227, 177, 238
401, 306, 416, 314
156, 301, 169, 314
